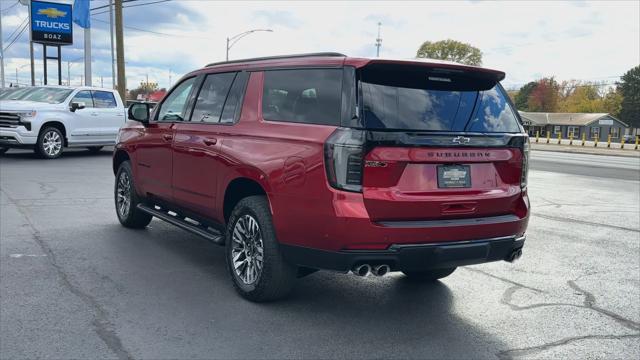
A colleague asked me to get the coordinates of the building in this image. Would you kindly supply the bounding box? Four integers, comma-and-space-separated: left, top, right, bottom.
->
518, 111, 629, 142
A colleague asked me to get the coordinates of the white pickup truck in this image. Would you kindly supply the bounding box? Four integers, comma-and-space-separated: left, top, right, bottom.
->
0, 86, 126, 159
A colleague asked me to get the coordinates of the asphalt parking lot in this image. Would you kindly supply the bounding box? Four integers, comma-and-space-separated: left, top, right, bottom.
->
1, 148, 639, 359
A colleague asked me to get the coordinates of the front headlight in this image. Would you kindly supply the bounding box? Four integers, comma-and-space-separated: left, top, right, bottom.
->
18, 111, 37, 119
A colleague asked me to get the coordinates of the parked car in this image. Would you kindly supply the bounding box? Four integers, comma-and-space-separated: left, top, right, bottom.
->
113, 53, 530, 301
0, 86, 126, 158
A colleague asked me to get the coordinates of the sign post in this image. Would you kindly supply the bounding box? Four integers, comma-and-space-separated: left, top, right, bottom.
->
30, 0, 73, 85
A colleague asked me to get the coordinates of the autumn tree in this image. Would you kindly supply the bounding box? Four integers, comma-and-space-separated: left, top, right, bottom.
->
527, 77, 560, 112
618, 65, 640, 128
416, 39, 482, 66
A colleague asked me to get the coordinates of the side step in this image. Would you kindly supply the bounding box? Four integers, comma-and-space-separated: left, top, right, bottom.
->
137, 204, 225, 245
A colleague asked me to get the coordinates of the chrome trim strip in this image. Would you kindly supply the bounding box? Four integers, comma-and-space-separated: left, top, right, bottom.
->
388, 235, 525, 251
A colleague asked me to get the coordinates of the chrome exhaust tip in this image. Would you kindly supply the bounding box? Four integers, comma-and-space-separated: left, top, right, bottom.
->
371, 264, 390, 277
352, 264, 371, 276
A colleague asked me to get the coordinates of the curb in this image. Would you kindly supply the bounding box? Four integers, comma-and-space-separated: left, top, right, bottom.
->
531, 144, 640, 158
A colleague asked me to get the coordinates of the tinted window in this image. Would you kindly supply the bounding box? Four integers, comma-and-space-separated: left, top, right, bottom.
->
263, 69, 342, 126
191, 73, 235, 123
220, 72, 249, 124
92, 91, 117, 108
466, 86, 520, 132
21, 87, 74, 104
157, 77, 196, 121
360, 82, 519, 133
71, 91, 94, 107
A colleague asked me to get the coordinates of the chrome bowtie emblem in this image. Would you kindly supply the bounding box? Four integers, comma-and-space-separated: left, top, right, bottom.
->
452, 136, 471, 144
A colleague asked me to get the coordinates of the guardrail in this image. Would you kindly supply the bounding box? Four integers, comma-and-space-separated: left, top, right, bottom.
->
534, 131, 639, 150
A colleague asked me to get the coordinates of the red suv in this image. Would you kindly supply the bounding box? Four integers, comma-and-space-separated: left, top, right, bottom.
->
114, 53, 529, 301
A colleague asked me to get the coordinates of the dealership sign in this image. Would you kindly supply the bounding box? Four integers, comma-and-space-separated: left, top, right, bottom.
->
31, 0, 73, 45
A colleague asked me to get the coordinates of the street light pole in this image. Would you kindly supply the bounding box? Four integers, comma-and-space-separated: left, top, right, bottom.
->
226, 29, 273, 61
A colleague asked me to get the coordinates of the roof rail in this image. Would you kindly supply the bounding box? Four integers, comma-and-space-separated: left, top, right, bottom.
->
205, 52, 346, 67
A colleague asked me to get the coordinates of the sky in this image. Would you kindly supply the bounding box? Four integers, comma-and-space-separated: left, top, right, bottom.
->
1, 0, 639, 90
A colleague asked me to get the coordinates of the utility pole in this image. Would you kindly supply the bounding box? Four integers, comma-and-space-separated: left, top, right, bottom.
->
67, 62, 70, 85
0, 11, 5, 88
15, 68, 18, 86
109, 0, 116, 89
27, 1, 35, 86
375, 22, 382, 57
115, 0, 126, 101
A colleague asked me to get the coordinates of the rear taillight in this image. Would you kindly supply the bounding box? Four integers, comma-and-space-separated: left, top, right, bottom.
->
521, 136, 530, 189
324, 128, 365, 192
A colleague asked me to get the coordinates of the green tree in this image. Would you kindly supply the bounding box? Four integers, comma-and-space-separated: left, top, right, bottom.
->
514, 81, 537, 111
416, 39, 482, 66
618, 65, 640, 128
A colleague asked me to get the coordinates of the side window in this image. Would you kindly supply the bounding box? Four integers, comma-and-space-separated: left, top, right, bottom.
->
157, 77, 196, 121
220, 72, 249, 124
190, 72, 235, 123
262, 69, 342, 126
71, 90, 94, 108
92, 91, 117, 108
466, 85, 520, 133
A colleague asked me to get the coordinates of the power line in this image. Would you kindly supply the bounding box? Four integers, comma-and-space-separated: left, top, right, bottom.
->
3, 16, 27, 44
91, 0, 172, 15
0, 1, 19, 13
2, 21, 28, 53
92, 18, 208, 39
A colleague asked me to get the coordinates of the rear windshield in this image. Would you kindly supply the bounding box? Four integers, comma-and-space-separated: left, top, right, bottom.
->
359, 71, 520, 133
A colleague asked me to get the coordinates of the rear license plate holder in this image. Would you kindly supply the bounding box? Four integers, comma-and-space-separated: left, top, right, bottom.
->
437, 165, 471, 188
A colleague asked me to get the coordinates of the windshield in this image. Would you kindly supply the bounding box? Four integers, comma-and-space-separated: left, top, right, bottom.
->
19, 87, 74, 104
358, 69, 521, 133
0, 87, 37, 101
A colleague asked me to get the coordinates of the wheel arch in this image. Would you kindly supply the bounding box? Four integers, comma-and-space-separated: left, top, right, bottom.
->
113, 149, 131, 175
223, 176, 271, 224
39, 120, 68, 146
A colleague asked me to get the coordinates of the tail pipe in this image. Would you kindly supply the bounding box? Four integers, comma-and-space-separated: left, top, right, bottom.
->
507, 248, 523, 262
371, 264, 390, 277
352, 264, 371, 276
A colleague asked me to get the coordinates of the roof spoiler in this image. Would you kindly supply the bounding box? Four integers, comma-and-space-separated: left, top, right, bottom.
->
361, 60, 505, 91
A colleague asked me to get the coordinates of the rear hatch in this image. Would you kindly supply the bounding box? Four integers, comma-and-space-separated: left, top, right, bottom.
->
325, 62, 529, 222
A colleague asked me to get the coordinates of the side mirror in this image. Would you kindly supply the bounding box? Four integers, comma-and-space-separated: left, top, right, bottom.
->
128, 103, 150, 124
69, 102, 86, 112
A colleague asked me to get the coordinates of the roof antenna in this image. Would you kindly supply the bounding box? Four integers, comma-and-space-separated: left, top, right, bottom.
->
375, 22, 382, 57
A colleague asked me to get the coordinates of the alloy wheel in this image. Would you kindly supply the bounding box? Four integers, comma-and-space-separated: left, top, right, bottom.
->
231, 214, 264, 285
116, 171, 131, 219
42, 130, 62, 157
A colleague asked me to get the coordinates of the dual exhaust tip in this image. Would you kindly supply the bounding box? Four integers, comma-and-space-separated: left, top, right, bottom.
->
352, 264, 390, 277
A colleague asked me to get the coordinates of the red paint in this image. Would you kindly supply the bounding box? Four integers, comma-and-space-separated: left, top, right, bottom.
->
115, 54, 529, 254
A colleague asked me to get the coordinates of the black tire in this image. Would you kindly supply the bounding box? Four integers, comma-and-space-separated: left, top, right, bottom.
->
114, 161, 152, 229
87, 146, 104, 153
36, 126, 64, 159
225, 195, 296, 302
402, 267, 457, 282
0, 147, 8, 155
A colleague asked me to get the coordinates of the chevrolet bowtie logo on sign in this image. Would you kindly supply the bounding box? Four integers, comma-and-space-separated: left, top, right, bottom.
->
38, 8, 67, 18
452, 136, 471, 144
31, 0, 73, 45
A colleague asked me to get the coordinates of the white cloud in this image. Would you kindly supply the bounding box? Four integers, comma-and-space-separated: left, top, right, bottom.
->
2, 0, 638, 90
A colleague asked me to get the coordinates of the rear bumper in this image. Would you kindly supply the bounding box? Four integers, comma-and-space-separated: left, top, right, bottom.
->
281, 235, 526, 272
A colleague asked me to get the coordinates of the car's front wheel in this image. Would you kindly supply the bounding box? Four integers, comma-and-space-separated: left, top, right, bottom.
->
114, 161, 152, 228
36, 127, 64, 159
225, 195, 297, 302
402, 267, 457, 282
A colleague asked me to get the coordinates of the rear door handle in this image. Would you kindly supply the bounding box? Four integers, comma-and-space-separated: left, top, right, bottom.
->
203, 138, 217, 146
162, 134, 173, 141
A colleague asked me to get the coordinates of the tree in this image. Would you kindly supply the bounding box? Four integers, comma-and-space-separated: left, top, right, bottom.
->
618, 65, 640, 128
527, 77, 560, 112
514, 82, 537, 111
416, 39, 482, 66
128, 81, 159, 101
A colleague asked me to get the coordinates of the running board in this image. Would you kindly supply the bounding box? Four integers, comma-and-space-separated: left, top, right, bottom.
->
137, 204, 225, 245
